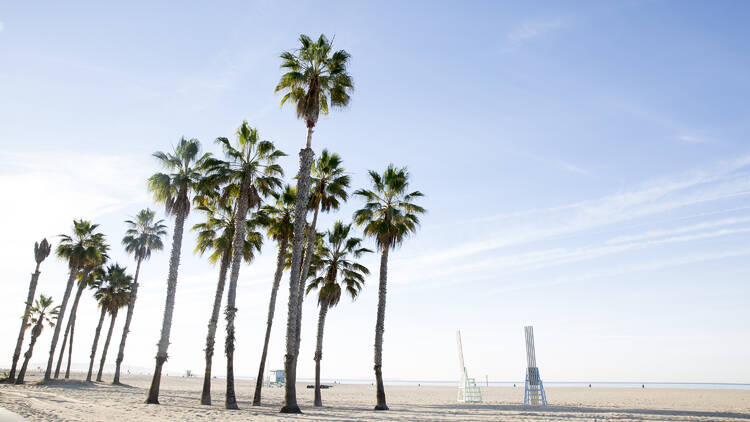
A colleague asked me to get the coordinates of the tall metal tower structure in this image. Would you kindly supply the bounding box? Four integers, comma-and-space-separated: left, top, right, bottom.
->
523, 326, 547, 406
456, 330, 482, 403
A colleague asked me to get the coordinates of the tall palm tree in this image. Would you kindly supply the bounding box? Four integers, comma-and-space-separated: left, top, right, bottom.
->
252, 185, 296, 406
203, 121, 284, 409
193, 185, 264, 406
97, 270, 132, 382
295, 150, 350, 360
9, 239, 51, 382
86, 265, 132, 382
55, 235, 109, 379
145, 137, 210, 404
353, 165, 425, 410
306, 221, 370, 407
275, 33, 353, 414
15, 295, 59, 384
44, 219, 105, 381
113, 209, 167, 384
63, 266, 107, 379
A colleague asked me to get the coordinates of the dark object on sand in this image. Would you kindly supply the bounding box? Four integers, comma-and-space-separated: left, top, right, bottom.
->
307, 384, 331, 389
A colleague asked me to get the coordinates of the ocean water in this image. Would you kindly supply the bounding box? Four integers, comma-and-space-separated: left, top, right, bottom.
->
296, 379, 750, 390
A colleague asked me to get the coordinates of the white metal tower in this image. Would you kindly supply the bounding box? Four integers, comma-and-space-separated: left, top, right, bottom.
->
456, 330, 482, 403
523, 326, 547, 406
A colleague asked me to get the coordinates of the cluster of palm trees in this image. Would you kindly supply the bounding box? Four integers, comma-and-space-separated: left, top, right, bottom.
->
7, 32, 425, 414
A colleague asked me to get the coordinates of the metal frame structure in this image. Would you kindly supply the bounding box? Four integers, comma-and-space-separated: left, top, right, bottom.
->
523, 326, 547, 406
456, 330, 482, 403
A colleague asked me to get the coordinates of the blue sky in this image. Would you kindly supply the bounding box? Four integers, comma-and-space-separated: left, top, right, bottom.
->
1, 1, 749, 384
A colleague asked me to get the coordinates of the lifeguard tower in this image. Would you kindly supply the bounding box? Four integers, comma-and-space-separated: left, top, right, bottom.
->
266, 369, 285, 387
456, 330, 482, 403
523, 326, 547, 406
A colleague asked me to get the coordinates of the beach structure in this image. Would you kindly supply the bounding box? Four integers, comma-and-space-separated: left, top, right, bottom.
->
265, 369, 285, 387
523, 326, 547, 406
456, 330, 482, 403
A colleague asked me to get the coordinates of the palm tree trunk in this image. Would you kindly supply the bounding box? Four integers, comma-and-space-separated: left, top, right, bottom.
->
373, 247, 390, 410
9, 263, 41, 381
87, 306, 107, 381
65, 320, 74, 378
114, 257, 143, 384
252, 237, 288, 406
200, 249, 231, 405
146, 200, 187, 404
97, 309, 118, 382
55, 272, 89, 378
294, 206, 319, 356
44, 267, 79, 381
313, 303, 328, 407
281, 146, 314, 414
224, 172, 252, 410
15, 323, 42, 384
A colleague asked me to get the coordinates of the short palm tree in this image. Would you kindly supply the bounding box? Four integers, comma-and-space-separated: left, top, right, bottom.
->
87, 264, 133, 382
202, 121, 284, 409
306, 221, 370, 407
275, 33, 353, 414
252, 185, 296, 406
44, 219, 105, 381
55, 235, 109, 379
9, 239, 51, 382
15, 295, 59, 384
193, 185, 264, 406
113, 209, 167, 384
145, 137, 210, 404
353, 165, 425, 410
295, 150, 350, 360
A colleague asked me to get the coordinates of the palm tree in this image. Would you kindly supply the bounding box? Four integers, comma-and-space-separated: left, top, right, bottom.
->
44, 219, 105, 381
86, 265, 132, 381
15, 295, 59, 384
9, 239, 51, 382
55, 235, 109, 379
306, 221, 370, 407
202, 121, 284, 409
145, 137, 210, 404
63, 266, 107, 379
193, 185, 264, 406
295, 150, 350, 361
113, 209, 167, 384
252, 185, 296, 406
275, 33, 353, 414
353, 165, 425, 410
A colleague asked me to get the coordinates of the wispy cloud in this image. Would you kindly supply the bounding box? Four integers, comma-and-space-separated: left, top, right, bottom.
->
507, 19, 565, 43
677, 134, 712, 144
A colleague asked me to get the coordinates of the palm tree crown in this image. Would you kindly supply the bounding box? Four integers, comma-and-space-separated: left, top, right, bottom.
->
93, 265, 133, 314
25, 295, 59, 331
56, 220, 107, 270
353, 165, 426, 250
307, 221, 371, 307
275, 34, 353, 132
122, 209, 168, 262
148, 137, 209, 217
258, 185, 297, 245
309, 149, 350, 213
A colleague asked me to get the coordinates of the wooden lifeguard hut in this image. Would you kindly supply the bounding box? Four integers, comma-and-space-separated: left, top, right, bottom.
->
267, 369, 285, 387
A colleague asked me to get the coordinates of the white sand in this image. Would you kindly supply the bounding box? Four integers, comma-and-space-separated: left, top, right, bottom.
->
2, 372, 749, 421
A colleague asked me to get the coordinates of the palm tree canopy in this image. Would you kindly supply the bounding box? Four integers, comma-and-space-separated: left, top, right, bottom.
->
306, 221, 371, 308
34, 239, 52, 265
93, 264, 134, 314
25, 295, 59, 329
309, 149, 350, 213
148, 137, 210, 217
203, 122, 285, 210
353, 165, 426, 251
122, 208, 168, 262
56, 220, 107, 270
192, 187, 264, 265
275, 34, 353, 129
256, 184, 297, 244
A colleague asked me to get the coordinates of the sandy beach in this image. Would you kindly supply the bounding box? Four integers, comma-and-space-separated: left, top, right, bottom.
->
1, 373, 748, 421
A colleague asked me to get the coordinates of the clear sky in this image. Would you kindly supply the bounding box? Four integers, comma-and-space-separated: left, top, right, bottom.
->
1, 1, 749, 384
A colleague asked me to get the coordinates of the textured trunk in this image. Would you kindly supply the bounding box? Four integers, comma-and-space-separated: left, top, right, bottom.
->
87, 306, 107, 381
146, 200, 187, 404
56, 271, 89, 378
97, 309, 118, 382
9, 264, 40, 381
65, 320, 75, 378
114, 257, 143, 384
252, 237, 288, 406
44, 267, 79, 380
294, 206, 319, 356
224, 171, 251, 410
373, 247, 390, 410
15, 323, 42, 384
313, 303, 328, 407
200, 249, 231, 405
280, 147, 314, 414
